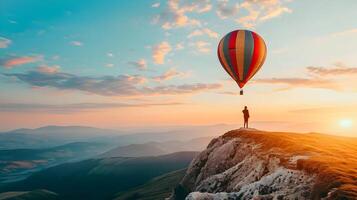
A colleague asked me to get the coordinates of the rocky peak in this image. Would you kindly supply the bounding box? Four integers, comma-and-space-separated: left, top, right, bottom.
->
170, 128, 357, 200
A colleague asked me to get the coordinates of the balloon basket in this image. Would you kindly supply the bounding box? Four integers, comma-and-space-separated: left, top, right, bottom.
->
240, 90, 243, 95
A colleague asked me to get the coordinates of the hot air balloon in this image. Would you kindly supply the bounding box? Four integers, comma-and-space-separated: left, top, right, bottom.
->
217, 30, 267, 95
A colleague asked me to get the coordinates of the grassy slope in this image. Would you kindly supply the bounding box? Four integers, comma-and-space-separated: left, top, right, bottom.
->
223, 130, 357, 199
115, 169, 186, 200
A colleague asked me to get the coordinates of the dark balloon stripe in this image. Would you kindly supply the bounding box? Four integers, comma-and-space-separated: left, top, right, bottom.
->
223, 32, 238, 80
218, 40, 235, 80
246, 32, 260, 80
243, 31, 254, 80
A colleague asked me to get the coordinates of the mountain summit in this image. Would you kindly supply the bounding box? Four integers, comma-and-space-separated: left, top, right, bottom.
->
171, 128, 357, 200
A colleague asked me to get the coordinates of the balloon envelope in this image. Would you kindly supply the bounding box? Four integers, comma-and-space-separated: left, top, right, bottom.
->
217, 30, 267, 88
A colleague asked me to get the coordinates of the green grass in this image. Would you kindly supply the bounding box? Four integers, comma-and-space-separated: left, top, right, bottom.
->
115, 169, 186, 200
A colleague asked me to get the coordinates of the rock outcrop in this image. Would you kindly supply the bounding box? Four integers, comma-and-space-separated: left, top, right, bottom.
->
170, 128, 357, 200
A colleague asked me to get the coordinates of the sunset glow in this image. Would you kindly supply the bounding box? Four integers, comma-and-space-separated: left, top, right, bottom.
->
339, 119, 353, 128
0, 0, 357, 137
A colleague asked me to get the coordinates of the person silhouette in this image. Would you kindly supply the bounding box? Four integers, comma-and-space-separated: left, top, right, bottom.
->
242, 106, 250, 128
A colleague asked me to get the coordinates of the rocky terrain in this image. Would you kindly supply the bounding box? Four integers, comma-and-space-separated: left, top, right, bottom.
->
171, 128, 357, 200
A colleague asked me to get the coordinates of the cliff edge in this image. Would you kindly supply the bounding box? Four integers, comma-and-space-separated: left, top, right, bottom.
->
170, 128, 357, 200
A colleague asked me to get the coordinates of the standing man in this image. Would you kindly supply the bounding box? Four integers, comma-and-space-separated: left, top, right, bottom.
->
242, 106, 250, 128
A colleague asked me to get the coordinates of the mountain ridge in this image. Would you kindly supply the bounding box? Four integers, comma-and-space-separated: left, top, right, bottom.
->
171, 128, 357, 200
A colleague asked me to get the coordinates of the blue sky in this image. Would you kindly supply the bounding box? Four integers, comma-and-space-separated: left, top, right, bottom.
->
1, 0, 357, 135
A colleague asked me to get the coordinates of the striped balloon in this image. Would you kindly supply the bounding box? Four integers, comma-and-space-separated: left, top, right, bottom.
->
217, 30, 267, 90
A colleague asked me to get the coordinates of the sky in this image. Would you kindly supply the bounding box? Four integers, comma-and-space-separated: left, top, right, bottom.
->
1, 0, 357, 136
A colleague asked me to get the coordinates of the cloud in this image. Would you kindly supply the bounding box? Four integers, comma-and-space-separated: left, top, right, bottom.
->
147, 82, 222, 95
254, 63, 357, 92
106, 63, 114, 67
152, 2, 160, 8
188, 30, 202, 38
3, 71, 145, 96
191, 41, 211, 53
0, 102, 184, 113
175, 42, 184, 50
129, 59, 147, 70
154, 0, 211, 29
217, 91, 239, 95
153, 68, 188, 81
52, 55, 60, 60
306, 64, 357, 76
216, 0, 240, 19
3, 70, 221, 96
315, 28, 357, 43
329, 28, 357, 38
153, 0, 292, 29
107, 52, 114, 57
36, 65, 60, 74
152, 41, 172, 64
289, 106, 352, 114
0, 55, 42, 69
188, 28, 219, 38
70, 41, 83, 46
227, 0, 293, 28
0, 37, 11, 48
254, 77, 340, 91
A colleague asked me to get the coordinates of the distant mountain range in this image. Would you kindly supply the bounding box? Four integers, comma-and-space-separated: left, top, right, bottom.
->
0, 124, 234, 150
100, 137, 212, 158
0, 124, 237, 200
1, 152, 199, 200
0, 126, 121, 150
0, 142, 112, 184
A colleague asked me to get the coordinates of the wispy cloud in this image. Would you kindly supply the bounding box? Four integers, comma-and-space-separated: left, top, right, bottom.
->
217, 91, 239, 96
70, 41, 83, 46
329, 28, 357, 38
254, 77, 340, 91
153, 0, 211, 29
3, 70, 221, 96
129, 59, 147, 70
289, 105, 357, 114
191, 41, 211, 53
0, 102, 184, 113
188, 28, 219, 38
175, 42, 184, 50
236, 0, 292, 28
216, 0, 240, 19
255, 63, 357, 92
306, 64, 357, 76
152, 0, 292, 29
152, 2, 160, 8
36, 65, 61, 74
0, 37, 11, 48
153, 68, 188, 81
0, 55, 42, 69
152, 41, 172, 64
315, 28, 357, 43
